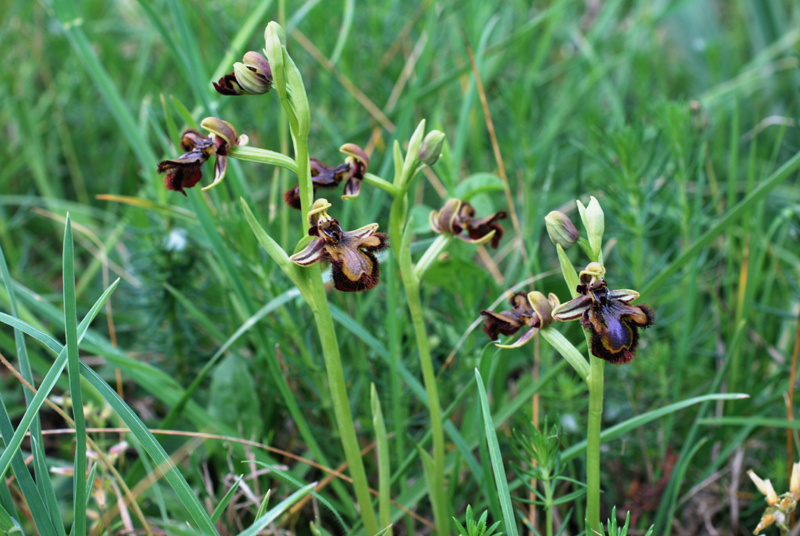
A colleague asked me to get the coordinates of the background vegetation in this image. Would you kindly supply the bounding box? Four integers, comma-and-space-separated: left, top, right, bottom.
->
1, 0, 799, 534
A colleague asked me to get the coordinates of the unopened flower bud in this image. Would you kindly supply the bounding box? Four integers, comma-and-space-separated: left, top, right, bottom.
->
418, 130, 445, 166
232, 52, 272, 94
577, 196, 604, 260
545, 211, 579, 249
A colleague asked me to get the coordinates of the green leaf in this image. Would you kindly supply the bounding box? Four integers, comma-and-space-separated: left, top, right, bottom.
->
254, 489, 271, 521
454, 173, 505, 201
0, 313, 61, 354
247, 462, 349, 534
0, 280, 119, 488
475, 369, 519, 536
371, 384, 392, 536
208, 354, 262, 439
641, 149, 800, 297
0, 502, 20, 533
561, 393, 748, 462
0, 243, 64, 536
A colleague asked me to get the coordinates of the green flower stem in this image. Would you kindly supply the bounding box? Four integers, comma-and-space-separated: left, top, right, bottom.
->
585, 354, 604, 533
363, 172, 398, 197
389, 193, 449, 535
296, 124, 379, 536
228, 145, 298, 176
306, 272, 379, 536
261, 25, 378, 534
553, 237, 604, 533
583, 237, 605, 534
414, 234, 453, 281
579, 246, 605, 534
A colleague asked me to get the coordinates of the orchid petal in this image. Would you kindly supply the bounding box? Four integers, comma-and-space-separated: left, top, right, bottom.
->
289, 238, 327, 266
202, 155, 228, 191
496, 327, 538, 349
608, 289, 639, 302
429, 210, 443, 233
456, 229, 496, 246
552, 295, 593, 321
346, 223, 380, 240
339, 143, 369, 166
342, 177, 362, 199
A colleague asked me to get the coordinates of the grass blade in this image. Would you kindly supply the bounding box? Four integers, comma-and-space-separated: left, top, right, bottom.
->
236, 483, 316, 536
63, 216, 87, 536
642, 149, 800, 296
475, 368, 519, 536
0, 501, 21, 533
371, 384, 392, 536
211, 475, 242, 523
0, 242, 65, 536
561, 393, 748, 462
49, 0, 160, 194
79, 363, 219, 535
0, 279, 119, 495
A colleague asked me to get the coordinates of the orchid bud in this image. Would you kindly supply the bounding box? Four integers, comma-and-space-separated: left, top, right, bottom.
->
577, 196, 604, 260
418, 130, 445, 166
545, 211, 579, 250
232, 52, 272, 94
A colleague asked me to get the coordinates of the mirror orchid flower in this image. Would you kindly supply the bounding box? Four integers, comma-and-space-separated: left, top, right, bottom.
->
430, 198, 507, 248
289, 199, 388, 292
553, 262, 655, 364
481, 290, 559, 348
158, 118, 248, 194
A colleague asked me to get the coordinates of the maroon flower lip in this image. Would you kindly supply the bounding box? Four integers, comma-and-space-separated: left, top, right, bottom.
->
289, 200, 388, 292
553, 266, 655, 364
157, 129, 212, 195
283, 158, 352, 210
283, 144, 370, 209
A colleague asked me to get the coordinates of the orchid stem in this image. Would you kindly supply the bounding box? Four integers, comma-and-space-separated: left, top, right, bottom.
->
296, 127, 379, 536
389, 186, 449, 536
586, 353, 604, 533
583, 251, 604, 534
264, 26, 379, 535
306, 272, 379, 535
553, 238, 604, 534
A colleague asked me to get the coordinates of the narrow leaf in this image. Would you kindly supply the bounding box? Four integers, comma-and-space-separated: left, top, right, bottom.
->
63, 216, 87, 536
475, 369, 519, 536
